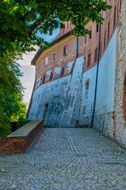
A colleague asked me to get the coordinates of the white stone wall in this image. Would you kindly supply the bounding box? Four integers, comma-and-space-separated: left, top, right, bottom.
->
80, 29, 117, 126
60, 56, 84, 127
28, 57, 84, 127
29, 75, 71, 126
29, 30, 117, 129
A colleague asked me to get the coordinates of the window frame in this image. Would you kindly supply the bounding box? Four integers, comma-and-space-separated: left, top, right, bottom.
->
63, 45, 68, 56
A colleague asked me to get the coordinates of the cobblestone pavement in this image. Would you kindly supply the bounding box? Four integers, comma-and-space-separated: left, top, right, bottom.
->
1, 128, 126, 190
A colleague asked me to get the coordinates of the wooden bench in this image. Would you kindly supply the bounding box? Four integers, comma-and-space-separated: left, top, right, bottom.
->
0, 120, 44, 155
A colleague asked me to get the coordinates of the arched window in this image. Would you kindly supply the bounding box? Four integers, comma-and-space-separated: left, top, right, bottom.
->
87, 54, 91, 67
89, 31, 92, 39
96, 24, 99, 33
104, 31, 106, 48
52, 53, 56, 61
108, 22, 110, 41
63, 46, 68, 56
45, 57, 48, 65
49, 71, 53, 81
94, 48, 98, 62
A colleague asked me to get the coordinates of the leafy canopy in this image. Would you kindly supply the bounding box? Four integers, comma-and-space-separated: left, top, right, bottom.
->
0, 0, 111, 55
0, 52, 27, 137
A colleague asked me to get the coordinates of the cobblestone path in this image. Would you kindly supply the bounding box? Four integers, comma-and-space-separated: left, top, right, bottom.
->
1, 128, 126, 190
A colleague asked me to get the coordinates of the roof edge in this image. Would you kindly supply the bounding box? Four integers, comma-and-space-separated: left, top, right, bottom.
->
31, 31, 72, 66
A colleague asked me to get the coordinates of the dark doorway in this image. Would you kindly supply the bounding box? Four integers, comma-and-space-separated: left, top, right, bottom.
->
43, 103, 49, 121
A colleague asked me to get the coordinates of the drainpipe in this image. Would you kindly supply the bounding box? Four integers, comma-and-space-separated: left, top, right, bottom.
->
91, 23, 102, 128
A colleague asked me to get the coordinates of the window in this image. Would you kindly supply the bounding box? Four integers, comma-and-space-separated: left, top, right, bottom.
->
104, 31, 106, 48
87, 54, 91, 67
113, 6, 116, 28
85, 80, 90, 99
60, 67, 65, 76
42, 74, 46, 84
94, 48, 98, 62
96, 24, 99, 32
108, 22, 110, 40
45, 57, 48, 65
63, 46, 68, 56
52, 53, 56, 61
49, 71, 53, 81
89, 31, 92, 39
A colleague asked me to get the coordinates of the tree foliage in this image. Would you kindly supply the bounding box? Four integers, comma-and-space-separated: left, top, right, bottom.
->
0, 52, 27, 137
0, 0, 111, 55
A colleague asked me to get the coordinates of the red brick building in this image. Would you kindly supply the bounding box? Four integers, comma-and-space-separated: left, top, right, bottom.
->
31, 0, 120, 88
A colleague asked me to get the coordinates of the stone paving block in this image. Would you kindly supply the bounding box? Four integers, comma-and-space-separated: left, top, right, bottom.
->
0, 128, 126, 189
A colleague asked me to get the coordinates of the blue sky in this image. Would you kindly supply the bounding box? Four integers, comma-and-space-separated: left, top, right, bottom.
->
19, 28, 59, 105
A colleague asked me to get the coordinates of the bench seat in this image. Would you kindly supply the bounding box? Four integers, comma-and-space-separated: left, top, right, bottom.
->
0, 120, 44, 155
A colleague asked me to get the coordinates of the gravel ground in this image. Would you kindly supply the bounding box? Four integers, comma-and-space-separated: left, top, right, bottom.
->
0, 128, 126, 190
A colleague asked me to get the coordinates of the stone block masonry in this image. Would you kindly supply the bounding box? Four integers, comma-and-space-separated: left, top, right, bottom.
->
79, 29, 117, 129
113, 0, 126, 148
29, 57, 85, 128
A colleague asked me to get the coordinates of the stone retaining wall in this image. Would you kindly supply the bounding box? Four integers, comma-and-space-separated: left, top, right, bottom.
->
0, 122, 44, 155
113, 0, 126, 148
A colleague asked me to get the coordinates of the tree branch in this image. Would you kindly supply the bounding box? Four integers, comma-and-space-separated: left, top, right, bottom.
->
29, 18, 43, 35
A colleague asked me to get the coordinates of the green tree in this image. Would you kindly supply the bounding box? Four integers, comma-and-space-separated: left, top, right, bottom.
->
0, 52, 27, 137
0, 0, 111, 55
10, 99, 27, 122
